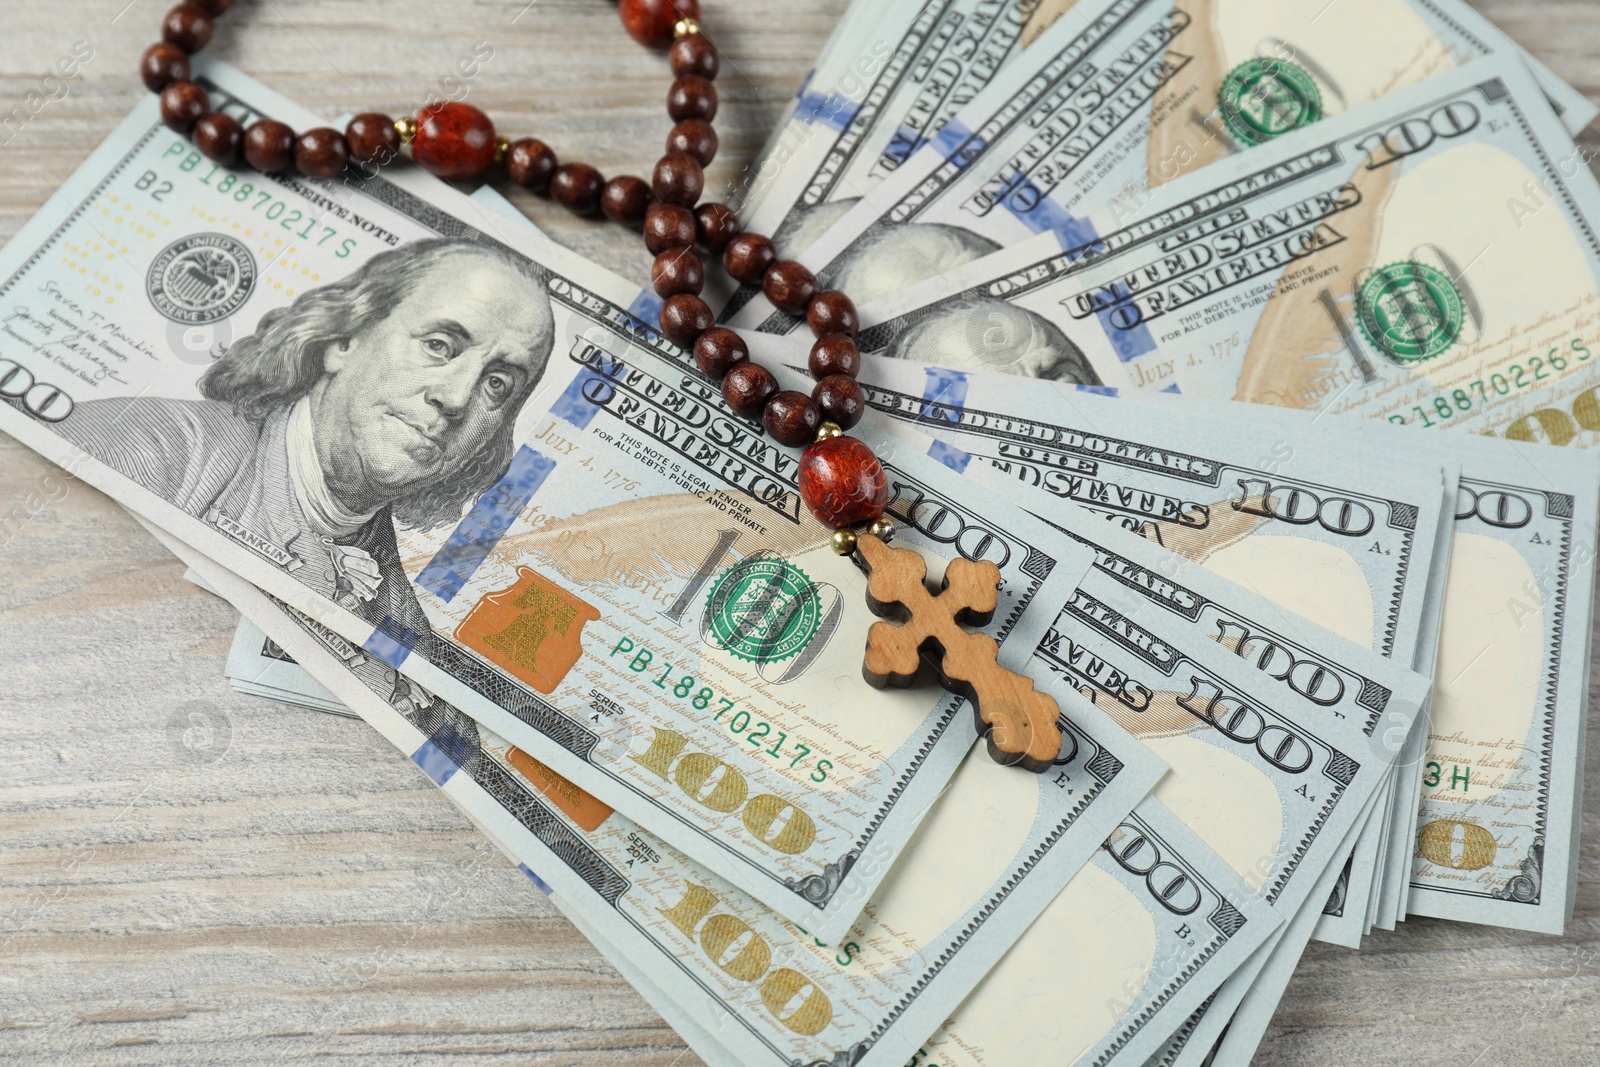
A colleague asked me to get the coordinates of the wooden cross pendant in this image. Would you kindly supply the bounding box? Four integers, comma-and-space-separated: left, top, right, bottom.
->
855, 534, 1062, 772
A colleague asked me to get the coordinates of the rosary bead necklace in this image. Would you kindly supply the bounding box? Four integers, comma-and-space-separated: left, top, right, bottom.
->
137, 0, 893, 554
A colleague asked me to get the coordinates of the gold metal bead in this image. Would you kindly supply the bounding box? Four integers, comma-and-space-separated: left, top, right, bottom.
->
673, 17, 701, 39
815, 421, 843, 442
493, 135, 511, 164
867, 517, 896, 542
394, 115, 418, 145
831, 528, 858, 556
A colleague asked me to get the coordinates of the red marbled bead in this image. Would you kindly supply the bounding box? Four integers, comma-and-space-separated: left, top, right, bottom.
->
412, 101, 497, 181
619, 0, 700, 49
797, 435, 888, 528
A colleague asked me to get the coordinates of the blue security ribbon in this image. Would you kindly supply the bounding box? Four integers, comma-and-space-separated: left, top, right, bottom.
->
928, 439, 971, 473
921, 366, 970, 421
795, 90, 860, 133
363, 613, 428, 668
996, 175, 1156, 363
415, 445, 557, 604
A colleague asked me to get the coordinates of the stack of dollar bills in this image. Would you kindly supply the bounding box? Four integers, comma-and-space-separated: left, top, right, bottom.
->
3, 2, 1598, 1063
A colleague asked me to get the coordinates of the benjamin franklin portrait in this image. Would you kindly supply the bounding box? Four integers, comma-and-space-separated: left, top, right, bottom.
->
779, 207, 1100, 386
868, 292, 1101, 386
60, 236, 555, 648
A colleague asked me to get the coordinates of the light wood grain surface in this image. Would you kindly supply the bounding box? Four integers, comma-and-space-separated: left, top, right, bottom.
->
2, 1, 1599, 1064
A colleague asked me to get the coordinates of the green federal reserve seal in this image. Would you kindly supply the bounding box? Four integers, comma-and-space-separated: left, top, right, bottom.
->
1218, 58, 1322, 145
1356, 261, 1466, 363
704, 556, 821, 664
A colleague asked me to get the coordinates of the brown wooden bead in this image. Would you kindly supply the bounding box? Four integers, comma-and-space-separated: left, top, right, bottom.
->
764, 259, 818, 316
722, 232, 776, 285
551, 163, 605, 216
669, 33, 720, 80
812, 374, 866, 429
667, 75, 718, 123
618, 0, 700, 49
506, 138, 558, 193
345, 113, 400, 167
695, 202, 741, 254
764, 390, 823, 447
666, 119, 717, 166
659, 293, 715, 347
693, 327, 748, 380
601, 176, 652, 228
413, 101, 497, 181
643, 202, 697, 255
807, 290, 859, 338
722, 361, 779, 419
159, 80, 208, 132
809, 334, 862, 380
162, 4, 214, 54
652, 151, 704, 207
243, 119, 295, 173
192, 0, 233, 12
139, 42, 190, 92
652, 247, 705, 298
193, 112, 243, 166
295, 127, 349, 180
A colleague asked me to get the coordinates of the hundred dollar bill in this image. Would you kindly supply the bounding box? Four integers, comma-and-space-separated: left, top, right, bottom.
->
328, 193, 1316, 1065
223, 618, 353, 717
489, 179, 1440, 953
875, 56, 1600, 426
877, 410, 1442, 947
154, 522, 1168, 1067
182, 456, 1399, 1067
815, 352, 1458, 944
865, 53, 1600, 932
724, 0, 900, 227
0, 59, 1111, 941
1134, 442, 1600, 1067
730, 0, 1596, 335
586, 799, 1288, 1067
808, 57, 1600, 932
182, 523, 1282, 1067
718, 0, 1085, 318
1061, 416, 1600, 1067
1140, 803, 1358, 1067
1012, 561, 1426, 1062
1147, 399, 1600, 936
840, 353, 1449, 665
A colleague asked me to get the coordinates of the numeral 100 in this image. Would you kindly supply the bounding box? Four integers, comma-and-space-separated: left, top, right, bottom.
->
0, 359, 74, 422
632, 727, 817, 854
660, 879, 833, 1035
1502, 380, 1600, 446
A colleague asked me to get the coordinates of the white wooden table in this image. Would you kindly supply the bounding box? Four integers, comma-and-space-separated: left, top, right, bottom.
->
2, 1, 1599, 1063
